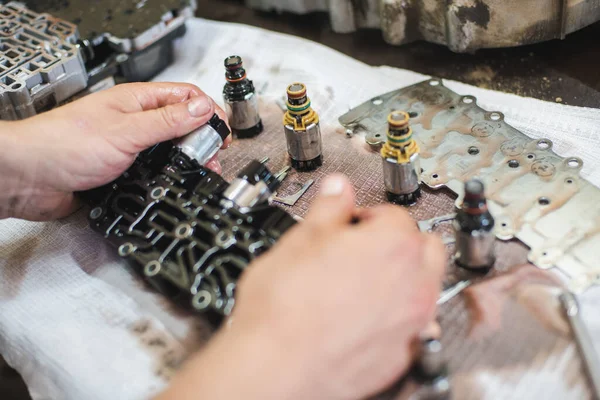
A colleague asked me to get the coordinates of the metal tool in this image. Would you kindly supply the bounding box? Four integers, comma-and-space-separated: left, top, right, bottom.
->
273, 179, 315, 206
283, 83, 323, 171
560, 291, 600, 399
381, 111, 422, 206
418, 214, 457, 233
437, 280, 472, 306
223, 55, 264, 138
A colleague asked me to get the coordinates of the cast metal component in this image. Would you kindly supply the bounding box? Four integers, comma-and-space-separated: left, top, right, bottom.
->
560, 291, 600, 399
453, 180, 496, 271
175, 113, 230, 166
223, 55, 263, 138
381, 111, 421, 205
437, 280, 472, 305
27, 0, 197, 83
84, 143, 296, 318
245, 0, 600, 53
273, 179, 315, 206
414, 339, 452, 399
0, 2, 88, 120
339, 79, 600, 292
283, 82, 323, 171
418, 214, 457, 232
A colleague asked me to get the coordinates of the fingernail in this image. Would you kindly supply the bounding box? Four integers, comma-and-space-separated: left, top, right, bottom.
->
320, 175, 346, 197
188, 96, 212, 117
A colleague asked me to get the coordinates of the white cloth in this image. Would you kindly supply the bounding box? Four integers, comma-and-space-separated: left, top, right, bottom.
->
1, 17, 600, 400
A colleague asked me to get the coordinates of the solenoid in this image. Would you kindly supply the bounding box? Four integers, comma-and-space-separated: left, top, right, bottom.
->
283, 83, 323, 171
223, 55, 263, 138
453, 179, 496, 272
381, 111, 421, 205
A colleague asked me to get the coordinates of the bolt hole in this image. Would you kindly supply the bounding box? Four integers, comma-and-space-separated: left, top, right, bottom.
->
542, 251, 548, 257
375, 134, 381, 138
408, 111, 419, 118
372, 98, 383, 105
527, 154, 535, 160
537, 139, 551, 150
567, 158, 581, 168
538, 197, 551, 206
432, 173, 439, 179
566, 178, 574, 184
449, 106, 456, 110
468, 146, 480, 155
508, 160, 520, 168
429, 80, 440, 86
490, 112, 501, 121
501, 222, 507, 227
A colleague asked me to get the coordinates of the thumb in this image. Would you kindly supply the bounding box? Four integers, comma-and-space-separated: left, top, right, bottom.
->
127, 94, 216, 150
305, 174, 355, 229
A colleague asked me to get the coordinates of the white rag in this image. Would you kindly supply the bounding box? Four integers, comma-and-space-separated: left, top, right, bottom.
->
1, 17, 600, 400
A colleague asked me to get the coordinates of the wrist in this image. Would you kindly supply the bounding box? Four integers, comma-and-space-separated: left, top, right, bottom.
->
157, 320, 316, 400
0, 121, 31, 219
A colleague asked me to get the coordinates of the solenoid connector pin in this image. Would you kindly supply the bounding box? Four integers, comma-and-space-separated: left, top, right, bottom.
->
453, 179, 496, 272
283, 83, 323, 171
381, 111, 421, 205
223, 55, 263, 139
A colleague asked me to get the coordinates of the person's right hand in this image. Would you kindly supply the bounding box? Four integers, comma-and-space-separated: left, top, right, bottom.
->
159, 174, 445, 400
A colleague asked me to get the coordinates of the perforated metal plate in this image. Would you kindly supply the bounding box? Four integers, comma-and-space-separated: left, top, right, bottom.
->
339, 79, 600, 293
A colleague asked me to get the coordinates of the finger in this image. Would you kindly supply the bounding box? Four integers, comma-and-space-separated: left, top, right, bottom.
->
125, 94, 216, 151
111, 82, 205, 112
355, 204, 418, 240
304, 174, 355, 230
205, 155, 222, 174
422, 233, 447, 281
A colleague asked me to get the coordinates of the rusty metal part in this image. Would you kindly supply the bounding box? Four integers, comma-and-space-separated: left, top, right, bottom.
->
339, 79, 600, 292
245, 0, 600, 52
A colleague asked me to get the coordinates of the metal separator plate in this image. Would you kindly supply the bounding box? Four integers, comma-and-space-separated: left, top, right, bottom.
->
339, 79, 600, 293
0, 2, 87, 120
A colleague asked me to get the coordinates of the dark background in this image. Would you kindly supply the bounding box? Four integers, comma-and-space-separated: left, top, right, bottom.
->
199, 0, 600, 107
2, 1, 599, 398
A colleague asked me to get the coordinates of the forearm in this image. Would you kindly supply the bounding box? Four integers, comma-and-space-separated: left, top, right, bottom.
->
156, 325, 314, 400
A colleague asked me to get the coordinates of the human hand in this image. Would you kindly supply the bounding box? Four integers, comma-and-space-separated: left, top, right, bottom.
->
159, 175, 445, 400
0, 82, 230, 221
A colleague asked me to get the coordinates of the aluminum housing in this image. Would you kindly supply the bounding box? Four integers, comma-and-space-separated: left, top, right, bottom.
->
0, 2, 87, 120
245, 0, 600, 52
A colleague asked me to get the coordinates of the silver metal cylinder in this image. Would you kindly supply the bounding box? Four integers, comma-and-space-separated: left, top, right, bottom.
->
453, 227, 496, 270
284, 122, 322, 161
175, 124, 223, 166
223, 178, 270, 209
225, 92, 261, 130
382, 153, 420, 195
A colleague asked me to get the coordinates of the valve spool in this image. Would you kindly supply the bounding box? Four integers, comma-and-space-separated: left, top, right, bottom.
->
223, 55, 263, 138
381, 111, 421, 205
453, 179, 496, 272
283, 83, 323, 171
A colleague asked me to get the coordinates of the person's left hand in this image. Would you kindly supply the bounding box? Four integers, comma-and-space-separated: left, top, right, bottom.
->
0, 82, 230, 221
